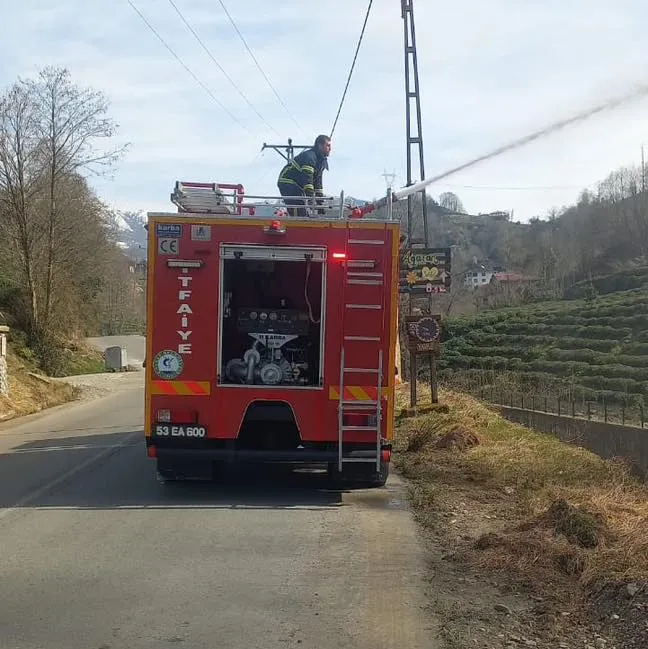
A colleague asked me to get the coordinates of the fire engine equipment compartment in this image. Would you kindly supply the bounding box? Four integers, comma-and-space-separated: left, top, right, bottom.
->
219, 245, 325, 388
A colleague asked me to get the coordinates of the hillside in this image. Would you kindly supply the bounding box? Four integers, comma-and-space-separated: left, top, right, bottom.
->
438, 287, 648, 414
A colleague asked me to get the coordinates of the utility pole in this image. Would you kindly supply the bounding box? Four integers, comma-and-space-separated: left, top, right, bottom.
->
262, 138, 311, 163
401, 0, 436, 405
402, 0, 430, 258
382, 170, 397, 192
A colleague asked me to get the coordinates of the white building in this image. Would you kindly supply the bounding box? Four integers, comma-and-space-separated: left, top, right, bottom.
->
464, 265, 495, 288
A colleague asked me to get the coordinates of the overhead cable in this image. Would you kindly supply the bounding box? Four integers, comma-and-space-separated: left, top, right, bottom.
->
216, 0, 305, 135
127, 0, 253, 137
166, 0, 280, 136
330, 0, 373, 138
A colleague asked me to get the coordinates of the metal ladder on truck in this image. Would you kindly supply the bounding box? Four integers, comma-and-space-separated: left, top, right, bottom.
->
337, 222, 391, 475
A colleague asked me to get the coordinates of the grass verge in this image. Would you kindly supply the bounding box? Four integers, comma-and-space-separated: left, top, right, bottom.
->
394, 383, 648, 643
58, 341, 105, 376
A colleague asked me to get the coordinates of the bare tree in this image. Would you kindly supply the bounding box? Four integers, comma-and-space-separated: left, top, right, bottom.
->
438, 191, 466, 214
0, 67, 130, 371
31, 66, 128, 326
0, 80, 44, 333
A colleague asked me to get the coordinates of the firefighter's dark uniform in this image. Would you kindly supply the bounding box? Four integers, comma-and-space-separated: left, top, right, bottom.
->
277, 147, 328, 216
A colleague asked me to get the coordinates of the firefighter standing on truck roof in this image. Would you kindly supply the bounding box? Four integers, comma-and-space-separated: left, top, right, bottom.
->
277, 135, 331, 216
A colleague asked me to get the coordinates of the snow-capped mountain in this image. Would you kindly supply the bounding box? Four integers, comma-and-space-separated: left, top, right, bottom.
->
108, 210, 148, 260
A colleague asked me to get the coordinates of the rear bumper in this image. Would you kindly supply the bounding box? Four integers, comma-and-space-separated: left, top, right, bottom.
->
154, 447, 389, 464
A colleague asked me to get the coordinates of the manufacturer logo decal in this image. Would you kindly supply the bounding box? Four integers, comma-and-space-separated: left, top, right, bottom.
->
191, 224, 211, 241
153, 350, 184, 379
156, 224, 182, 237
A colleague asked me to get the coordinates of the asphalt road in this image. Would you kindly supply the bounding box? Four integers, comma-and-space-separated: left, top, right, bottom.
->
0, 342, 435, 649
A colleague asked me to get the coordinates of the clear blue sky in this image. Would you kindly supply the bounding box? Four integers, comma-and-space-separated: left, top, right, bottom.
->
2, 0, 648, 219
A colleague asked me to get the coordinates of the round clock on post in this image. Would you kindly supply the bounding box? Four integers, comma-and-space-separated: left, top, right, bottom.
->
413, 316, 440, 344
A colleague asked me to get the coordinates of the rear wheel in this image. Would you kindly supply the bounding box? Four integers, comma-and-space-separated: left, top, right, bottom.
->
327, 460, 390, 488
370, 459, 389, 487
156, 459, 183, 483
156, 458, 213, 483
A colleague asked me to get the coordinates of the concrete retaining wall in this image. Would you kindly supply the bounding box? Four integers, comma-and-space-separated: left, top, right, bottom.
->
498, 406, 648, 477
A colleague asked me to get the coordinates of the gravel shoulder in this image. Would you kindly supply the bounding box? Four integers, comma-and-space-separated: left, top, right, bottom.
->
52, 370, 144, 402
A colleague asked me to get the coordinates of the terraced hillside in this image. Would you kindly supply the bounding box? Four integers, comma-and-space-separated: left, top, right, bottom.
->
439, 288, 648, 410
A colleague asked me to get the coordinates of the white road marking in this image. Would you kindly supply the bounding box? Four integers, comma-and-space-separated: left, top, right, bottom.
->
12, 444, 130, 454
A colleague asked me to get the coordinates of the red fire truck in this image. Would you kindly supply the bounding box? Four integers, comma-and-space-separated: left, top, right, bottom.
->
144, 182, 400, 486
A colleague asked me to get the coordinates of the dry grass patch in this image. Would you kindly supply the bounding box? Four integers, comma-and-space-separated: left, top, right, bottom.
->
0, 352, 79, 422
394, 383, 648, 597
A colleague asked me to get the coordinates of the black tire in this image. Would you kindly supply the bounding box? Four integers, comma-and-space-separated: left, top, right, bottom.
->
156, 458, 212, 483
326, 462, 344, 488
372, 460, 390, 487
330, 460, 390, 489
156, 460, 183, 483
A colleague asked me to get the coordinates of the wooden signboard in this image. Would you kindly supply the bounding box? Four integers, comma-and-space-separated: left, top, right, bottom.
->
405, 315, 441, 353
405, 315, 442, 405
399, 248, 451, 294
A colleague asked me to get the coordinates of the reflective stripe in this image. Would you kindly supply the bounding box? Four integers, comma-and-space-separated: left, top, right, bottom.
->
303, 184, 314, 191
301, 165, 315, 174
329, 386, 380, 401
151, 381, 211, 396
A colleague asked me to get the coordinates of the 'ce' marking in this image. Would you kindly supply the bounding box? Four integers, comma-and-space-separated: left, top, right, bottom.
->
159, 238, 179, 254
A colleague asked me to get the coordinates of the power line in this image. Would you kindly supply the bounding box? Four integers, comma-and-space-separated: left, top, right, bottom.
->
216, 0, 305, 135
330, 0, 373, 138
166, 0, 280, 137
126, 0, 253, 138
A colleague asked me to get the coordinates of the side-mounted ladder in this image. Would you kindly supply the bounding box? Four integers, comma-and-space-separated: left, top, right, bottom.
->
337, 224, 392, 474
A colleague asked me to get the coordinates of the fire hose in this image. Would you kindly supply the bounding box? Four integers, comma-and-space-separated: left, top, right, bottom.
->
349, 79, 648, 219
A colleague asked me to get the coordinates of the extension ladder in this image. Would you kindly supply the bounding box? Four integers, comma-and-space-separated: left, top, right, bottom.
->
337, 223, 391, 473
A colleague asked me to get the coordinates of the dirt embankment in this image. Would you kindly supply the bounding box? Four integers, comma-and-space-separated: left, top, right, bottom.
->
394, 384, 648, 649
0, 340, 133, 423
0, 351, 79, 422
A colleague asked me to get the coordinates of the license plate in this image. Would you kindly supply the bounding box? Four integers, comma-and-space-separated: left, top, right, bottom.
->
154, 424, 207, 438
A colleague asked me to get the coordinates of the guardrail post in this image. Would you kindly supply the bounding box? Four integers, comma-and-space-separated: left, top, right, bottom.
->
0, 326, 9, 397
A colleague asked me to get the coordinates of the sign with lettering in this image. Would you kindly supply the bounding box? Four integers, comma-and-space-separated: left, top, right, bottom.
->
399, 247, 451, 294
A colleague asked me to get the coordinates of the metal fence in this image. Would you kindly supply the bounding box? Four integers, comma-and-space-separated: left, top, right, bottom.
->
443, 381, 646, 428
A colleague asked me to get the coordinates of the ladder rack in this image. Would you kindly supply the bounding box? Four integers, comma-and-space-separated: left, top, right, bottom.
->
165, 180, 399, 222
171, 181, 246, 215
